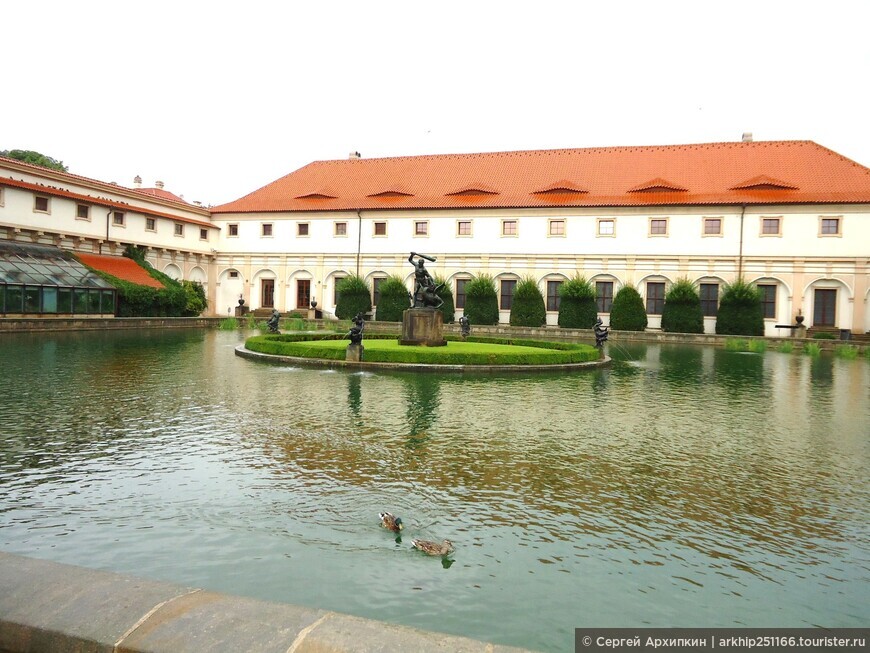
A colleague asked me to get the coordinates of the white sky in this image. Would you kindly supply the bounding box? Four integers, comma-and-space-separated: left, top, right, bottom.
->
4, 0, 870, 207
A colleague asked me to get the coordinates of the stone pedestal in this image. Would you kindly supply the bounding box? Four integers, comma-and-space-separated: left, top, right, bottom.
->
400, 308, 447, 346
346, 343, 364, 361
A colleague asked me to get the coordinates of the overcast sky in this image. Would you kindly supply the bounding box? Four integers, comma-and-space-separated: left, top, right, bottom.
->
4, 0, 869, 207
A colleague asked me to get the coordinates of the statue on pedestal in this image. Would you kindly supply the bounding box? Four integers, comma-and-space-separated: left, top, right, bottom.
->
347, 312, 365, 345
459, 315, 471, 339
267, 309, 280, 333
408, 252, 444, 309
594, 318, 609, 348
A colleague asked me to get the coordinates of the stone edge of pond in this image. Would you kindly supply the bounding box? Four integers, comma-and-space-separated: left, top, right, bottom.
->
0, 551, 535, 653
234, 344, 611, 373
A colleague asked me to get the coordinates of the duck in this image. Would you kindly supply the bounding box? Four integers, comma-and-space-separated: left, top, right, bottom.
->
411, 539, 454, 556
379, 511, 404, 532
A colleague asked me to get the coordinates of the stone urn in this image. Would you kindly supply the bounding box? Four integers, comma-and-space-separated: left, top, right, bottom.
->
795, 310, 804, 325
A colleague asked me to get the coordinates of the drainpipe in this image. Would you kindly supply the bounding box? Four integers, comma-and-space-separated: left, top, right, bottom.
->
102, 209, 112, 255
356, 210, 362, 276
737, 204, 746, 279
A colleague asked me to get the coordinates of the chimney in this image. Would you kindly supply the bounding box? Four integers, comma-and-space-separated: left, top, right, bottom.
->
742, 132, 753, 143
349, 151, 361, 159
155, 180, 165, 189
133, 175, 142, 188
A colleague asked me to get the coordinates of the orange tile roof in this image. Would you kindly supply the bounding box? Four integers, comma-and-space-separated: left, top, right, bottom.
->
131, 187, 190, 204
210, 141, 870, 213
76, 253, 164, 289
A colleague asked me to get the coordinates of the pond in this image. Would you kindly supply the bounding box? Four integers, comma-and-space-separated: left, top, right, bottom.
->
0, 329, 867, 652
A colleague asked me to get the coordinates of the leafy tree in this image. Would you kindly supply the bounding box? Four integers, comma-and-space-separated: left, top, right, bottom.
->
374, 275, 411, 322
463, 274, 499, 325
661, 278, 703, 333
182, 280, 208, 316
335, 275, 371, 319
1, 149, 68, 172
609, 284, 648, 331
557, 275, 598, 328
715, 279, 763, 336
434, 274, 455, 323
509, 276, 546, 327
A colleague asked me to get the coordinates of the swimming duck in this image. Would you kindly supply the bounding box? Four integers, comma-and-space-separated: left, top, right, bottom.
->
412, 539, 454, 556
379, 511, 404, 532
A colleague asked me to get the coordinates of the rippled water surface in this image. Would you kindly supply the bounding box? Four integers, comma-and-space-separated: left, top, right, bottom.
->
1, 330, 868, 652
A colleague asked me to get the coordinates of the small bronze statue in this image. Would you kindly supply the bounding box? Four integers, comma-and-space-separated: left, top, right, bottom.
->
459, 314, 471, 338
347, 312, 365, 345
408, 252, 444, 309
593, 317, 609, 348
267, 309, 280, 333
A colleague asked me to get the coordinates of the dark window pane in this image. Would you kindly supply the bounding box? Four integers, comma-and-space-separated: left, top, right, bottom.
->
24, 286, 40, 312
57, 288, 72, 313
547, 280, 561, 311
646, 282, 665, 315
596, 281, 614, 313
6, 286, 23, 312
101, 290, 115, 314
758, 284, 776, 319
500, 279, 516, 310
88, 290, 101, 313
73, 288, 88, 313
700, 283, 718, 317
455, 279, 467, 309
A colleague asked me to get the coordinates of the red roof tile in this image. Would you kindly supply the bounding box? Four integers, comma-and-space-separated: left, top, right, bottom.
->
210, 141, 870, 213
76, 253, 164, 289
131, 187, 190, 204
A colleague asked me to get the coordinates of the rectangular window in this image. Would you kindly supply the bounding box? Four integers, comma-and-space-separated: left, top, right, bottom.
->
76, 204, 90, 220
372, 277, 386, 306
761, 217, 781, 235
700, 283, 718, 317
704, 217, 722, 235
597, 219, 615, 236
457, 220, 472, 236
373, 221, 387, 236
596, 281, 614, 313
646, 282, 665, 315
101, 290, 115, 314
145, 217, 156, 231
200, 228, 208, 240
297, 279, 311, 309
820, 217, 841, 236
334, 222, 347, 236
42, 287, 57, 313
262, 223, 273, 237
174, 223, 184, 236
57, 288, 72, 313
228, 270, 239, 279
414, 221, 428, 236
649, 218, 668, 236
455, 278, 468, 309
758, 284, 776, 319
549, 220, 565, 236
24, 286, 40, 312
333, 277, 345, 305
6, 286, 23, 312
73, 288, 87, 313
546, 280, 562, 311
0, 187, 4, 206
297, 223, 309, 237
500, 279, 517, 310
228, 223, 239, 237
34, 196, 50, 213
502, 220, 517, 236
112, 211, 125, 226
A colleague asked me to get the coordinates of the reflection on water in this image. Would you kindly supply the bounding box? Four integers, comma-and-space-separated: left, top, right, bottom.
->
0, 331, 868, 652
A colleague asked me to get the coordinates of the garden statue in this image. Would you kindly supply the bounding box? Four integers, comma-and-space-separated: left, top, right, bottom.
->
459, 315, 471, 338
347, 312, 365, 345
267, 309, 280, 333
593, 318, 609, 348
408, 252, 444, 309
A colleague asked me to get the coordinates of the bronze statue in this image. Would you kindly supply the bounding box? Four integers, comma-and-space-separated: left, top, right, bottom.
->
347, 312, 365, 345
594, 317, 609, 348
459, 314, 470, 338
267, 309, 280, 333
408, 252, 444, 309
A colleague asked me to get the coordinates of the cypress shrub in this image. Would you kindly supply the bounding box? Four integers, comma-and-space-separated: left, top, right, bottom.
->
661, 278, 703, 333
509, 276, 546, 327
375, 275, 411, 322
609, 284, 648, 331
335, 275, 372, 319
557, 275, 597, 328
715, 279, 763, 336
463, 274, 499, 325
434, 275, 455, 323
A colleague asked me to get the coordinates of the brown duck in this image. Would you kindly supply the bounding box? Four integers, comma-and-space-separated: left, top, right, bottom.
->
411, 539, 454, 556
379, 511, 404, 532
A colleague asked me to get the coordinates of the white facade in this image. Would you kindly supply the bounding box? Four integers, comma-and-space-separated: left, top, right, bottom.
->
2, 154, 869, 336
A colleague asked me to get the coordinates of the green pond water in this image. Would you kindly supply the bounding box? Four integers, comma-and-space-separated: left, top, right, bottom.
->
0, 329, 867, 652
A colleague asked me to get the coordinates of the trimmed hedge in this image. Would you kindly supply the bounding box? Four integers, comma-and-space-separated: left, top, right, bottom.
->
609, 285, 648, 331
715, 279, 763, 336
661, 278, 703, 334
335, 275, 372, 319
557, 276, 598, 329
509, 277, 546, 327
375, 275, 411, 322
434, 275, 455, 324
244, 333, 600, 365
463, 274, 499, 325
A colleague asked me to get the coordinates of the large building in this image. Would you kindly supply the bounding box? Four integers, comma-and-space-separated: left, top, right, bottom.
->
2, 139, 869, 336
